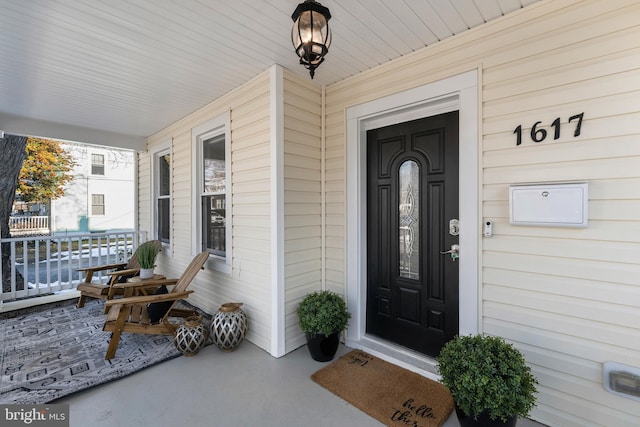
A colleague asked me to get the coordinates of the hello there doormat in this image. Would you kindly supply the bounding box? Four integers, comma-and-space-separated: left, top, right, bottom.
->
311, 350, 454, 427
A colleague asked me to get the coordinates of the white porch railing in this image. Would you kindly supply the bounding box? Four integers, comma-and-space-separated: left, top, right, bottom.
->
0, 230, 147, 303
9, 215, 50, 236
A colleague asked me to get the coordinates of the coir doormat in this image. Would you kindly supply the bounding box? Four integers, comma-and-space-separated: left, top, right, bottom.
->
312, 349, 454, 427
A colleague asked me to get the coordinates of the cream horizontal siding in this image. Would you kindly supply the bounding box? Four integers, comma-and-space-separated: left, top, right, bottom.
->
324, 0, 640, 425
145, 71, 273, 352
323, 129, 346, 295
167, 131, 191, 255
282, 70, 323, 352
481, 7, 640, 423
136, 151, 151, 235
481, 12, 640, 417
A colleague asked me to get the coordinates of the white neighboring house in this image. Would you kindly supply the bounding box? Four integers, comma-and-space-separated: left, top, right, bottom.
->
50, 142, 135, 234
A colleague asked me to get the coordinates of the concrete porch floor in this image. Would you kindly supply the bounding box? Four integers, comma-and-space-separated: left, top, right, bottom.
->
55, 341, 546, 427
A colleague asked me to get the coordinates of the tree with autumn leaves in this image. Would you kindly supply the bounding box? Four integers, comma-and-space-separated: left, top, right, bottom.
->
1, 135, 75, 293
17, 137, 75, 204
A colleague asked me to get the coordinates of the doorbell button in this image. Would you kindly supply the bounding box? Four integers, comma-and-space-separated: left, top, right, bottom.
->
484, 221, 493, 237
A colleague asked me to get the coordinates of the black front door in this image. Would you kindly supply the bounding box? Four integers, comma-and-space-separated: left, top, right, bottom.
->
366, 111, 459, 357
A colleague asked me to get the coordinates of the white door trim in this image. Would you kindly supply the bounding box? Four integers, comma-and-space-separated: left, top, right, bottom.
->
345, 69, 479, 377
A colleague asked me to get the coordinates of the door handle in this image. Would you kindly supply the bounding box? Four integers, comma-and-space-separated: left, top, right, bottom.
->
440, 244, 459, 261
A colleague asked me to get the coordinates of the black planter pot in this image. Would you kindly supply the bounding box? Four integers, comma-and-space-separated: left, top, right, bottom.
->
455, 406, 518, 427
305, 331, 340, 362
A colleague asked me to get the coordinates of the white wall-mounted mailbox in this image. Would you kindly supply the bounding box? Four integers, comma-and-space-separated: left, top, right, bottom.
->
509, 182, 588, 227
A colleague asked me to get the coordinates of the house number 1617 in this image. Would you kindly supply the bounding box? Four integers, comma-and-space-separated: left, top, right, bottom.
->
514, 112, 584, 146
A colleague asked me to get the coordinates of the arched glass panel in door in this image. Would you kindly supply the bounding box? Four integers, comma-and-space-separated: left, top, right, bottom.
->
399, 160, 420, 280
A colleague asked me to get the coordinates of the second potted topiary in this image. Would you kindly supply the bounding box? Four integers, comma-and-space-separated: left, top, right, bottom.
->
437, 334, 538, 427
297, 290, 350, 362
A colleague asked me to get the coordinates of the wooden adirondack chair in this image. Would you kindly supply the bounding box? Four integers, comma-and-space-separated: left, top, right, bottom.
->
102, 251, 209, 360
76, 240, 162, 310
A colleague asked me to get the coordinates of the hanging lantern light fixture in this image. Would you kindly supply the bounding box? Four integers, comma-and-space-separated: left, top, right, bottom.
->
291, 0, 332, 79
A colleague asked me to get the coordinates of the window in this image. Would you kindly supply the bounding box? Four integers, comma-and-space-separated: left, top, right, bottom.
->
201, 134, 226, 257
91, 153, 105, 175
192, 115, 231, 271
157, 152, 171, 244
399, 160, 420, 280
91, 194, 105, 215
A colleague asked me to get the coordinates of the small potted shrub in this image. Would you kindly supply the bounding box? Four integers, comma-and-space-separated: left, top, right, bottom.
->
136, 241, 160, 279
297, 290, 350, 362
437, 334, 538, 427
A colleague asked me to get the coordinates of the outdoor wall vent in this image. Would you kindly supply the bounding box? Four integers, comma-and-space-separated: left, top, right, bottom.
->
603, 361, 640, 401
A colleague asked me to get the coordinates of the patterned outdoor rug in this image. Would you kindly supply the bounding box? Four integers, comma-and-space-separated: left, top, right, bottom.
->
312, 349, 454, 427
0, 298, 208, 404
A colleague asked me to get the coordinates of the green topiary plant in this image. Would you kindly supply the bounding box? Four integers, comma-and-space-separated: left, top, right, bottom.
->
136, 241, 160, 269
297, 290, 350, 336
437, 334, 538, 423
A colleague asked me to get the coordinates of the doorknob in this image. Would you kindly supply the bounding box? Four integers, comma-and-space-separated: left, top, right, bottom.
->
440, 244, 459, 261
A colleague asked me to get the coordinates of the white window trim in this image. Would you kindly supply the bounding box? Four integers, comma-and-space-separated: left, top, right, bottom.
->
191, 112, 232, 274
151, 139, 172, 251
345, 69, 479, 378
90, 193, 105, 216
90, 152, 105, 176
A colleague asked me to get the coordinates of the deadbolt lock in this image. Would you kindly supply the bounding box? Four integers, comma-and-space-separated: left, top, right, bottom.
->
449, 219, 460, 236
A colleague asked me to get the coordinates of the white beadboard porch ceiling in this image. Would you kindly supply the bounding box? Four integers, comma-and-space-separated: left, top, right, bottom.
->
0, 0, 540, 145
